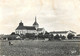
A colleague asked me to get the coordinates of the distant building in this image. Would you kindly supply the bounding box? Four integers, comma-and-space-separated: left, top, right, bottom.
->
15, 17, 45, 35
1, 35, 20, 40
50, 30, 76, 39
0, 34, 4, 40
73, 34, 80, 39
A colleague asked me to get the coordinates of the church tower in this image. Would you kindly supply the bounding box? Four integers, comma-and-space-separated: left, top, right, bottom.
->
33, 17, 39, 29
19, 20, 24, 26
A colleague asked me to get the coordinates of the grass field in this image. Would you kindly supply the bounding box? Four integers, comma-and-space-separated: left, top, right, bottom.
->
0, 40, 80, 56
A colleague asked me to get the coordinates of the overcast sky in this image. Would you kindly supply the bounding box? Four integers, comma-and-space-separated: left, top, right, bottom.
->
0, 0, 80, 34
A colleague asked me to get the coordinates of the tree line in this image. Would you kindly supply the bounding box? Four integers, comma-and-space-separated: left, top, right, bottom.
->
10, 32, 75, 40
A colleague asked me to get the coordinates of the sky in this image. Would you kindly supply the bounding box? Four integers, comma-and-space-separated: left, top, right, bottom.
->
0, 0, 80, 34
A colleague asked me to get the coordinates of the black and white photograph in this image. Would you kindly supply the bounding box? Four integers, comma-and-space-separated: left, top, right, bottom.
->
0, 0, 80, 56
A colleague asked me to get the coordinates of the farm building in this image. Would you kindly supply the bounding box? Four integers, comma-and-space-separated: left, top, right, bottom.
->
73, 34, 80, 39
50, 30, 76, 39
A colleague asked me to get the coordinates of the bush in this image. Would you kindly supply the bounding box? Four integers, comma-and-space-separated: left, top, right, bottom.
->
25, 33, 35, 39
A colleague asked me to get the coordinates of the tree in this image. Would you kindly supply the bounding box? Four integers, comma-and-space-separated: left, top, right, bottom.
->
59, 35, 66, 40
49, 34, 54, 41
38, 33, 44, 39
61, 36, 66, 40
67, 33, 74, 39
44, 31, 50, 38
25, 33, 35, 39
59, 35, 63, 39
54, 34, 60, 40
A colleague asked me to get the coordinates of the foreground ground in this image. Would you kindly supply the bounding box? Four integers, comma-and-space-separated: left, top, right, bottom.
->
0, 40, 80, 56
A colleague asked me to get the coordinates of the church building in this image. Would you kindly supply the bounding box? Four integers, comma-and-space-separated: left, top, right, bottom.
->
15, 17, 45, 35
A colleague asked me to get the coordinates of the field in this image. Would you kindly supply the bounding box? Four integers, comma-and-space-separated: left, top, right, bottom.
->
0, 40, 80, 56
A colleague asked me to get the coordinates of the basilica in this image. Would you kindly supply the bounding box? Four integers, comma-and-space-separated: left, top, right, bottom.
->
15, 17, 45, 35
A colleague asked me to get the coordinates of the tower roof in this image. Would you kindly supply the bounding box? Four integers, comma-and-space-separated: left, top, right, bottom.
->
33, 17, 39, 25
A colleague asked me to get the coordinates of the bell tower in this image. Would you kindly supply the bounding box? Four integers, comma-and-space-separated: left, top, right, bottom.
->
19, 20, 24, 26
33, 17, 39, 29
